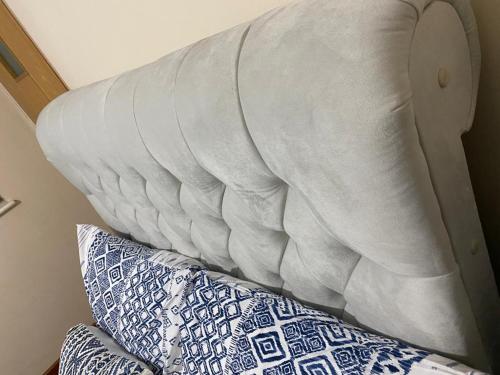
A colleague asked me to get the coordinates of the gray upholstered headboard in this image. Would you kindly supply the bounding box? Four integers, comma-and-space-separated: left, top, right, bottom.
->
36, 0, 499, 370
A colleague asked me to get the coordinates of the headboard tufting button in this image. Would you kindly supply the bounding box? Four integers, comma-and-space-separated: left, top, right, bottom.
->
470, 239, 480, 255
438, 67, 450, 88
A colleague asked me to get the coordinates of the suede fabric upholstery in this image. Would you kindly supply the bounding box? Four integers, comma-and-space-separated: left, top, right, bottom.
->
36, 0, 498, 370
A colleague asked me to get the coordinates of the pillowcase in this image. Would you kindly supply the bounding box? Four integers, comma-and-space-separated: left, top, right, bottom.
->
77, 225, 484, 375
176, 271, 431, 375
77, 224, 204, 374
59, 324, 153, 375
169, 270, 484, 375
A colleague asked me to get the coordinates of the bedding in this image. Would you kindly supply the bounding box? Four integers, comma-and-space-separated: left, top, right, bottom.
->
77, 225, 484, 375
78, 224, 203, 373
59, 324, 153, 375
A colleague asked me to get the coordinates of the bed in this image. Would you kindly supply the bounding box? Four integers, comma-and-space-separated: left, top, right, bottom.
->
36, 0, 499, 372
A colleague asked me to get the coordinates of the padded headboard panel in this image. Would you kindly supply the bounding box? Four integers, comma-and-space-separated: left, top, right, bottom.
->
36, 0, 499, 370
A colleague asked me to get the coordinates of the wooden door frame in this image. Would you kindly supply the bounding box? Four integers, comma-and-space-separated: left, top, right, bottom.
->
0, 0, 67, 122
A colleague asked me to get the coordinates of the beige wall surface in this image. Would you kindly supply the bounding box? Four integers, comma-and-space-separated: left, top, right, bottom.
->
3, 0, 291, 89
0, 83, 106, 375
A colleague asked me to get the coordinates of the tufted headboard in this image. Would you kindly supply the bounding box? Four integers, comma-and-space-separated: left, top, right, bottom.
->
36, 0, 499, 370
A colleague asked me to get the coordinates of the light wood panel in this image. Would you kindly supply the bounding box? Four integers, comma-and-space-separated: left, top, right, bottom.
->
0, 0, 67, 122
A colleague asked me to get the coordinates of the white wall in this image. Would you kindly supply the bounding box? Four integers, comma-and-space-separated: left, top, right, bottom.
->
0, 83, 107, 375
4, 0, 291, 89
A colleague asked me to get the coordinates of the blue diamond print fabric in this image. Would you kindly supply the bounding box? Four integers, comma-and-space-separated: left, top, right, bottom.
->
78, 225, 484, 375
226, 293, 429, 374
176, 276, 430, 375
78, 224, 205, 375
177, 272, 261, 374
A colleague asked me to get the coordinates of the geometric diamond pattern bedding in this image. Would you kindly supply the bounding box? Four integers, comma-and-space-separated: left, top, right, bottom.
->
77, 225, 484, 374
59, 324, 153, 375
179, 273, 430, 375
78, 225, 204, 374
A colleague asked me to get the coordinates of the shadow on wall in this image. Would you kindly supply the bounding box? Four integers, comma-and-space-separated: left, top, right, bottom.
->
463, 0, 500, 289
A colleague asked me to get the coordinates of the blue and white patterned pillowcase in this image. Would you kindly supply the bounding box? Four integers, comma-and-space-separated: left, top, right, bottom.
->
59, 324, 153, 375
176, 270, 428, 375
77, 224, 205, 374
76, 225, 484, 375
176, 272, 485, 375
